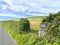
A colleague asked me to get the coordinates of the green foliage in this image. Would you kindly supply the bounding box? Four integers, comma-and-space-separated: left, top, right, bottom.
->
1, 17, 43, 45
19, 18, 30, 32
42, 12, 60, 43
40, 11, 60, 45
1, 13, 60, 45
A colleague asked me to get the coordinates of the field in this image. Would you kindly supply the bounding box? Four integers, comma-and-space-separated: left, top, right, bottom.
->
2, 16, 60, 45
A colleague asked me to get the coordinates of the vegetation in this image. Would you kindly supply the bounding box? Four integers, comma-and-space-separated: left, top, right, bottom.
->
41, 12, 60, 45
2, 17, 43, 45
19, 18, 30, 33
1, 11, 60, 45
42, 12, 60, 36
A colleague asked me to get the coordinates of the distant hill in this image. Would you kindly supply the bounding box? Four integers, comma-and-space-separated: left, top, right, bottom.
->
28, 16, 46, 18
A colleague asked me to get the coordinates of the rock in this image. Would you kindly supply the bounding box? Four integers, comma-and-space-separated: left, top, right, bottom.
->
38, 22, 47, 37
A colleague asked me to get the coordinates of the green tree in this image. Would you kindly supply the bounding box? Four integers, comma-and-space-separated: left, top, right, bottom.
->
19, 18, 30, 32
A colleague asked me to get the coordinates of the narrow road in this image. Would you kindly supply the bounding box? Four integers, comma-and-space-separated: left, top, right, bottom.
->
0, 23, 17, 45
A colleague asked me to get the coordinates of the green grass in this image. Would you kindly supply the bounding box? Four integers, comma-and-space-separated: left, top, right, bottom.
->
28, 17, 43, 30
1, 17, 43, 45
1, 16, 60, 45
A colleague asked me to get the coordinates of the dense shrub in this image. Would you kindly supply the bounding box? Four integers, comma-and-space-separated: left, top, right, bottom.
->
19, 18, 30, 32
42, 12, 60, 38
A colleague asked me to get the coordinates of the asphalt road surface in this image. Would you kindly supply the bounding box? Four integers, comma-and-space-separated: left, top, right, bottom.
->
0, 23, 17, 45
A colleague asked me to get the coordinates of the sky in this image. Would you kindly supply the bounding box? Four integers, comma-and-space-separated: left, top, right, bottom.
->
0, 0, 60, 21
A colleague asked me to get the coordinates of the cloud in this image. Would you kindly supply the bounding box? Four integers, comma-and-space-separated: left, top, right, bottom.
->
0, 13, 20, 18
9, 0, 60, 13
0, 0, 60, 20
0, 13, 29, 18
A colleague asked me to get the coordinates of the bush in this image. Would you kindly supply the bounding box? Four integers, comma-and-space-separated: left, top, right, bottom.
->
19, 18, 30, 32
